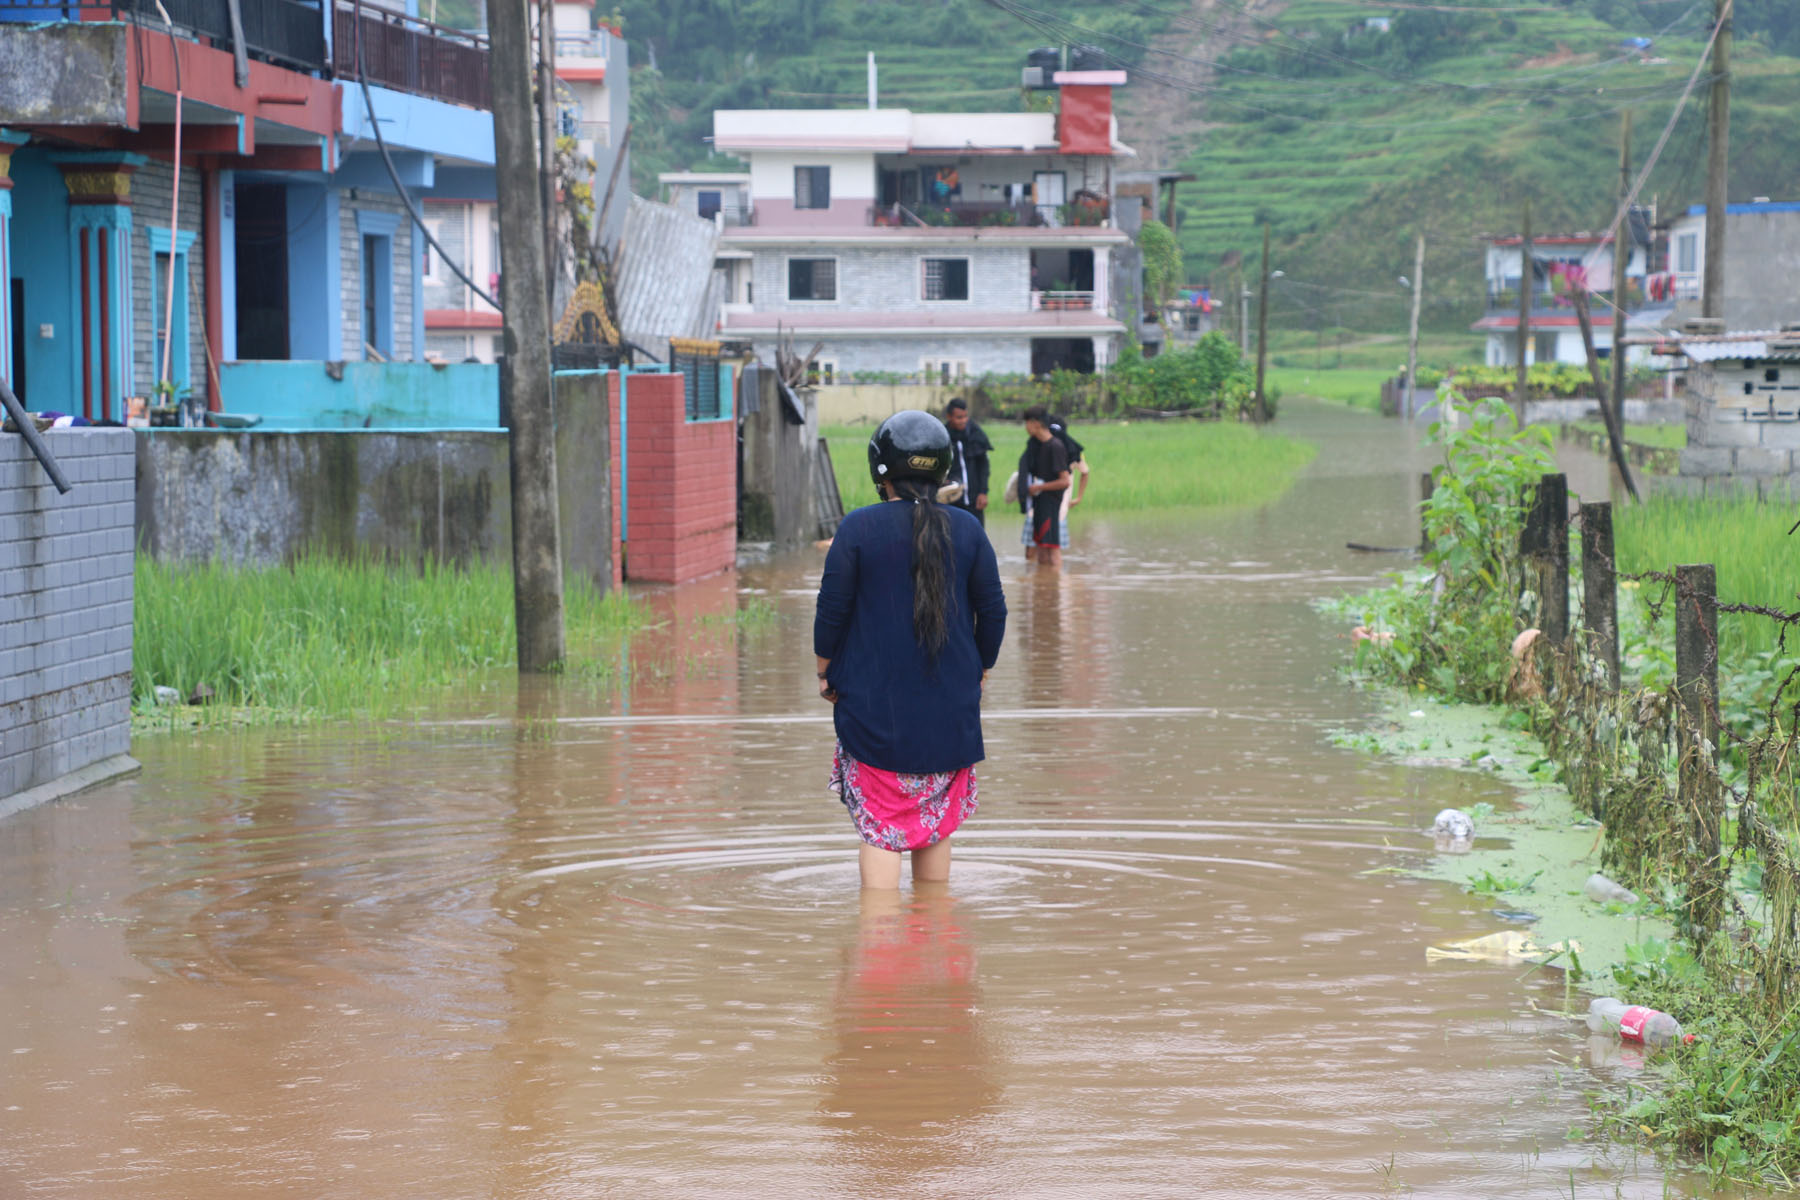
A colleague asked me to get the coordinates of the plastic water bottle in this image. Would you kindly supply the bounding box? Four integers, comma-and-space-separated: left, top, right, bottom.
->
1583, 873, 1638, 904
1587, 996, 1690, 1047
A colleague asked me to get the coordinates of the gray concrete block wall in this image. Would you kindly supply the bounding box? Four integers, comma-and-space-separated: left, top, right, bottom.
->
752, 244, 1031, 315
0, 429, 135, 803
340, 192, 416, 362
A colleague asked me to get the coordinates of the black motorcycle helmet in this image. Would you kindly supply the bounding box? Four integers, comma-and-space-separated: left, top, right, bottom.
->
867, 409, 953, 491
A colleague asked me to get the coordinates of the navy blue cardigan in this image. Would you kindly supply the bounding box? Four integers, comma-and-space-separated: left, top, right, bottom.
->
814, 500, 1007, 773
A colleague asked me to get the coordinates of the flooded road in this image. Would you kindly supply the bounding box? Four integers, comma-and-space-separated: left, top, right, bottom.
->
0, 402, 1706, 1197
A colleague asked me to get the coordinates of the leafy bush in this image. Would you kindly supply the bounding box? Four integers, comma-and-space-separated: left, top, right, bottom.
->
1448, 361, 1594, 398
1347, 391, 1555, 701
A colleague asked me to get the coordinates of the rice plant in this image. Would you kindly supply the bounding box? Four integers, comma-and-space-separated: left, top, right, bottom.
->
133, 554, 643, 720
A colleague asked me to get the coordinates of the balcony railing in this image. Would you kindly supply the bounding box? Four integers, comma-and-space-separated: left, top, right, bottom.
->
1483, 289, 1658, 317
332, 1, 489, 109
1031, 290, 1095, 311
553, 28, 609, 60
1, 0, 326, 72
866, 200, 1111, 229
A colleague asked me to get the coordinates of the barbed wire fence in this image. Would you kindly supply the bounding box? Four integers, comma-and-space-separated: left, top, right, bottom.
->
1479, 472, 1800, 1010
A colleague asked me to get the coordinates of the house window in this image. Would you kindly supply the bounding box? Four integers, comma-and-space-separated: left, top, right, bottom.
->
697, 190, 722, 220
1677, 232, 1698, 274
805, 359, 839, 386
357, 210, 400, 359
921, 358, 969, 385
422, 219, 443, 281
922, 257, 970, 302
788, 257, 837, 302
148, 230, 196, 400
794, 166, 831, 210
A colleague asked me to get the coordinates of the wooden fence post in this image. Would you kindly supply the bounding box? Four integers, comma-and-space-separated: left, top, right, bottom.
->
1520, 473, 1569, 643
1675, 562, 1723, 945
1419, 471, 1434, 556
1675, 563, 1718, 725
1579, 501, 1619, 687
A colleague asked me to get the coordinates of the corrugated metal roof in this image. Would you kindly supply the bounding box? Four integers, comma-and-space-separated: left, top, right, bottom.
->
615, 195, 723, 349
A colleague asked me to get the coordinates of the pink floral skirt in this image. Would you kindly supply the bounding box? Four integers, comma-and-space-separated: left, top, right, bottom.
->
828, 742, 979, 852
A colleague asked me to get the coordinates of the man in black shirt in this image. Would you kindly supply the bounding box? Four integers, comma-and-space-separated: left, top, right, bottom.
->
1021, 405, 1071, 568
943, 398, 993, 525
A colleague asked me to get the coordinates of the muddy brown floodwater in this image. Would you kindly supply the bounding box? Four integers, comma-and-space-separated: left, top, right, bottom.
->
0, 402, 1725, 1198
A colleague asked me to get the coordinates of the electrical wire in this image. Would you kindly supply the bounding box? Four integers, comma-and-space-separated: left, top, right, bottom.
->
350, 0, 502, 312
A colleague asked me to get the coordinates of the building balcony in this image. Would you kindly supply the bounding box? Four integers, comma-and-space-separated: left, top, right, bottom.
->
1482, 289, 1664, 319
331, 2, 489, 109
867, 200, 1110, 230
553, 28, 610, 61
1031, 290, 1095, 311
1, 0, 326, 71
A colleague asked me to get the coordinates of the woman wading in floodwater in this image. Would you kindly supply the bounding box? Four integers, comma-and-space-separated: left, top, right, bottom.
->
815, 410, 1007, 889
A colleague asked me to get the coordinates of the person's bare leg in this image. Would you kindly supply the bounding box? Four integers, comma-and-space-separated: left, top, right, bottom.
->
1043, 545, 1062, 569
911, 838, 952, 883
859, 844, 903, 889
1024, 544, 1036, 562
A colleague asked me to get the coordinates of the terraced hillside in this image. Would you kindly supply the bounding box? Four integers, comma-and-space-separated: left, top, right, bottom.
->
609, 0, 1800, 335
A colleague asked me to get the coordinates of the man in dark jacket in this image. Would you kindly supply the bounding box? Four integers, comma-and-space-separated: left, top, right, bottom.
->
943, 398, 993, 525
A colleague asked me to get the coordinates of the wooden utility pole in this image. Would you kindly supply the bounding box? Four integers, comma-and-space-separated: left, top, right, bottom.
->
1579, 501, 1619, 688
1254, 223, 1271, 423
491, 0, 567, 671
1515, 199, 1532, 420
1608, 112, 1641, 501
1702, 0, 1731, 320
537, 0, 557, 308
1405, 232, 1424, 418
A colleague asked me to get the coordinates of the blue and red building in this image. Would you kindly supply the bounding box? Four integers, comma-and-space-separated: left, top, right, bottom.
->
0, 0, 501, 422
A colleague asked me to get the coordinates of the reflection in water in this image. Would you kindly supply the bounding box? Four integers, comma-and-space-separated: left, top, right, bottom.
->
821, 888, 996, 1178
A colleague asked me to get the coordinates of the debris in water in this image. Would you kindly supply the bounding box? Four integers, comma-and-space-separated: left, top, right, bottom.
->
1426, 930, 1580, 964
1582, 873, 1638, 904
153, 686, 181, 707
1432, 808, 1474, 840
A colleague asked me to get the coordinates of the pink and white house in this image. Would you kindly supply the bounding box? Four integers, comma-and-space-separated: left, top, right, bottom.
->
711, 73, 1135, 381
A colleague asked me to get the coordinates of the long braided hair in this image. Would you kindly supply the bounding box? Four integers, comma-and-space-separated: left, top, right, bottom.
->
889, 477, 952, 658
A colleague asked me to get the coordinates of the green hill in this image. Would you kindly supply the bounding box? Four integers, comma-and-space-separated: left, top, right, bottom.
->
613, 0, 1800, 337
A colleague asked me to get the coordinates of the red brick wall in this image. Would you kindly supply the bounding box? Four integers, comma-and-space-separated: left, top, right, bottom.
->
612, 370, 737, 584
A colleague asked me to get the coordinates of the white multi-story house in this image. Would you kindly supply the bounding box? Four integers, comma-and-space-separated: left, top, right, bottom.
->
1470, 224, 1667, 368
423, 3, 628, 362
712, 72, 1134, 381
1663, 199, 1800, 333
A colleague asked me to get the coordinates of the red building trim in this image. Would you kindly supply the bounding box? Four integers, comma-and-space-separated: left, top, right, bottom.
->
556, 66, 606, 83
128, 26, 336, 141
426, 309, 503, 328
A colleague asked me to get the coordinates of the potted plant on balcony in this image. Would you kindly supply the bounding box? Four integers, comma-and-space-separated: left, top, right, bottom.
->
1045, 281, 1075, 310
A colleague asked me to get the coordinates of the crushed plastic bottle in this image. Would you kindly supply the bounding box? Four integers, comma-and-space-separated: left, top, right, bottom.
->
1432, 808, 1474, 840
1583, 873, 1638, 904
1587, 996, 1691, 1047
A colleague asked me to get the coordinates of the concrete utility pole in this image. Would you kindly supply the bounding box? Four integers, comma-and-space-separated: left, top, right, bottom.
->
1702, 0, 1731, 320
537, 0, 557, 308
1405, 232, 1424, 418
1515, 198, 1532, 419
1238, 272, 1250, 355
1254, 223, 1271, 423
491, 0, 567, 671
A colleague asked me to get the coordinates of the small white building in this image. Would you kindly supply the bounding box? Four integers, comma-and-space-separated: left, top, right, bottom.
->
660, 172, 752, 225
711, 73, 1135, 380
1471, 229, 1666, 368
1663, 200, 1800, 333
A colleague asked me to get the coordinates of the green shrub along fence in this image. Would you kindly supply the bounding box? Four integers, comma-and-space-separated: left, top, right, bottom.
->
1351, 394, 1800, 1183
